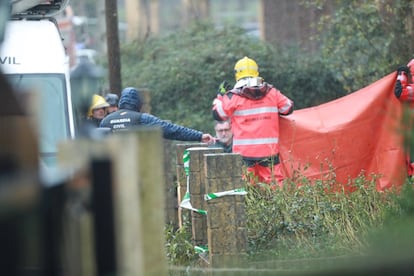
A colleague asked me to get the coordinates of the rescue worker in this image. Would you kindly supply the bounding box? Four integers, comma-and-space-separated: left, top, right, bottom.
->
87, 94, 109, 127
105, 93, 119, 114
212, 56, 294, 186
100, 87, 216, 143
394, 59, 414, 177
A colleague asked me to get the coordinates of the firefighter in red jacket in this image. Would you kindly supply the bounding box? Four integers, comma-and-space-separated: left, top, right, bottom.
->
212, 56, 294, 187
395, 59, 414, 176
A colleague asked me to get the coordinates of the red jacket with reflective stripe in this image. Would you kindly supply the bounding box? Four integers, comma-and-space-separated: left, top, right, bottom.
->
212, 85, 293, 159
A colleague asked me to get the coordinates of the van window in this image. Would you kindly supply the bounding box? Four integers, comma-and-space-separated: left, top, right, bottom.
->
6, 73, 70, 167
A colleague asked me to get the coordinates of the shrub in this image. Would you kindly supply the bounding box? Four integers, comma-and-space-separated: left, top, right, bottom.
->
164, 220, 198, 266
246, 173, 401, 261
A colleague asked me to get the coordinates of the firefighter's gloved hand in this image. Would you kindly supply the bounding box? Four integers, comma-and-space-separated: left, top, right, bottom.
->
397, 66, 409, 75
217, 81, 231, 95
395, 80, 403, 98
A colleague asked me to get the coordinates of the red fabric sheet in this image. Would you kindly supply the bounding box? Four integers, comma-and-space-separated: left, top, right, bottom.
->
279, 72, 407, 191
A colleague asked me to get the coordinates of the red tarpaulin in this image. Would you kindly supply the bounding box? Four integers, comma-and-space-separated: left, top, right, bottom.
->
279, 72, 407, 191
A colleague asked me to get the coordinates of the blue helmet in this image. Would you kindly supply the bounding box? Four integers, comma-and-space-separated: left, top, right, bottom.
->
105, 93, 119, 106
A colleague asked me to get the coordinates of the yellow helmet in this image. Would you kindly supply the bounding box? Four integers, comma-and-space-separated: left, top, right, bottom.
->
87, 94, 109, 117
234, 56, 259, 81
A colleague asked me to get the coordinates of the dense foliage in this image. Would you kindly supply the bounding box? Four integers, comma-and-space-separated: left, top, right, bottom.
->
309, 0, 414, 92
245, 174, 399, 260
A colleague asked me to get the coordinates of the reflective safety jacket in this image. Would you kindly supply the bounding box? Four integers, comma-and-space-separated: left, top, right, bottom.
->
212, 82, 293, 159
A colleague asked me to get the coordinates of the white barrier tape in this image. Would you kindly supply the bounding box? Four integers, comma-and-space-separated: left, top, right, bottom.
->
179, 191, 207, 215
204, 188, 247, 201
183, 149, 190, 176
180, 150, 207, 215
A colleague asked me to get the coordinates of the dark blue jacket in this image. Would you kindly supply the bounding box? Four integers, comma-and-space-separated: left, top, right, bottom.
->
99, 109, 203, 141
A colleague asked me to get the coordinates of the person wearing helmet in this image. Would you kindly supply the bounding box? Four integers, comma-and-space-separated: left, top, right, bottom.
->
100, 87, 215, 144
105, 93, 119, 114
212, 56, 294, 187
87, 94, 110, 127
395, 59, 414, 177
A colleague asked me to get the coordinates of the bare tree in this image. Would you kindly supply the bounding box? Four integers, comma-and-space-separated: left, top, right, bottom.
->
181, 0, 210, 27
105, 0, 122, 94
125, 0, 160, 41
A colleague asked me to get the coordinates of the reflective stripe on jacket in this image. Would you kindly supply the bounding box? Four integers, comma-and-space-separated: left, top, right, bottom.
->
212, 86, 293, 158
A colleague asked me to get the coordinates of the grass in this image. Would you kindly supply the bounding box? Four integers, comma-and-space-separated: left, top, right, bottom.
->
246, 173, 400, 259
165, 172, 412, 274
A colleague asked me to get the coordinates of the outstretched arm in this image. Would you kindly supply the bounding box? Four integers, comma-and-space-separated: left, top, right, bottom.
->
140, 113, 214, 142
201, 133, 216, 144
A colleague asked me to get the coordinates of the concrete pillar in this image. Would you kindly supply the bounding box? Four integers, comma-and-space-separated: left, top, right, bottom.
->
175, 143, 208, 228
204, 153, 248, 268
163, 139, 178, 227
186, 147, 222, 247
108, 129, 167, 276
58, 128, 168, 275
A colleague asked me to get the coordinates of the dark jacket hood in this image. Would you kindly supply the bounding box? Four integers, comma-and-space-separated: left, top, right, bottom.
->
118, 87, 143, 111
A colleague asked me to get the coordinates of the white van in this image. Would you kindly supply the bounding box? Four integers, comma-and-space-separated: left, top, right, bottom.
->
0, 0, 75, 172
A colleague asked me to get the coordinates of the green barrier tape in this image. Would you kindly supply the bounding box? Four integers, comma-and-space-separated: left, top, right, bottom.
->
180, 150, 207, 215
180, 192, 207, 215
194, 245, 209, 254
204, 188, 247, 201
183, 149, 190, 176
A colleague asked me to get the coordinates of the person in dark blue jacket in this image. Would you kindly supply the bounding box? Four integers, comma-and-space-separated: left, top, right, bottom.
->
100, 87, 215, 143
